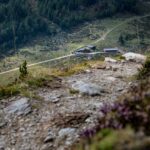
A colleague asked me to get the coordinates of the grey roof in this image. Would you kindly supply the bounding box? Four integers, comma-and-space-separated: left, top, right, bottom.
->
87, 45, 96, 48
75, 45, 96, 53
77, 48, 86, 51
104, 48, 119, 51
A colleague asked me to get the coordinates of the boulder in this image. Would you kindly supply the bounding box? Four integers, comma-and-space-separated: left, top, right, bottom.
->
123, 52, 146, 63
58, 128, 76, 138
72, 81, 106, 96
57, 128, 77, 146
105, 57, 117, 63
4, 98, 31, 116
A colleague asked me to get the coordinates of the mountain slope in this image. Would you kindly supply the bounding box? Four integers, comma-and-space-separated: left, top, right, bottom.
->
0, 55, 142, 150
0, 0, 147, 54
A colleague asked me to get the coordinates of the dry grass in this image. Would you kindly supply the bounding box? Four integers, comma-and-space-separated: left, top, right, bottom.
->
0, 59, 104, 99
51, 60, 104, 77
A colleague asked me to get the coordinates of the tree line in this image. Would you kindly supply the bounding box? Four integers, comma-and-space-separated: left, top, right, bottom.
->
0, 0, 145, 54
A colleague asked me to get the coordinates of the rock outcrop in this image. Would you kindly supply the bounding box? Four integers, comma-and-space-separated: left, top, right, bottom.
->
4, 98, 31, 117
123, 52, 146, 64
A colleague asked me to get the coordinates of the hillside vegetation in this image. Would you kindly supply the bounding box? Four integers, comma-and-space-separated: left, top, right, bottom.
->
0, 0, 147, 54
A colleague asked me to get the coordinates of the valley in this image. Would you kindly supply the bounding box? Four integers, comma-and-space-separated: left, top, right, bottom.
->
0, 14, 150, 74
0, 1, 150, 150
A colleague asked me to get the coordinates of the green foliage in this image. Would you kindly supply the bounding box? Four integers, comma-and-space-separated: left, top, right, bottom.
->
19, 60, 28, 79
39, 0, 141, 28
114, 55, 126, 61
0, 0, 145, 54
78, 128, 150, 150
0, 74, 59, 99
0, 84, 20, 99
137, 57, 150, 79
91, 129, 117, 150
69, 89, 79, 95
27, 76, 54, 88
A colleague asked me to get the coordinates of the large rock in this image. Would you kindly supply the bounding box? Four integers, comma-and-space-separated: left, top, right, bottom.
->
123, 52, 146, 63
72, 81, 105, 96
57, 128, 77, 146
4, 98, 31, 116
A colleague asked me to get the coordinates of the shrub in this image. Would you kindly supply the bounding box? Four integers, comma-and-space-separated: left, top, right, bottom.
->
137, 57, 150, 79
0, 73, 59, 99
19, 60, 28, 79
79, 61, 150, 149
0, 85, 20, 99
81, 78, 150, 139
27, 76, 54, 88
78, 128, 150, 150
69, 89, 79, 94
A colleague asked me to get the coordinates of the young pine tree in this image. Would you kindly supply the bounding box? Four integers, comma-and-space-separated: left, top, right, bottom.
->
19, 60, 28, 79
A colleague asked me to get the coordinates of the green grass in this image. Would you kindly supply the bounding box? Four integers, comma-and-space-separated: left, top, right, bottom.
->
0, 84, 21, 99
137, 57, 150, 79
76, 128, 150, 150
1, 14, 147, 72
0, 14, 150, 87
69, 89, 79, 95
0, 73, 57, 100
0, 58, 104, 99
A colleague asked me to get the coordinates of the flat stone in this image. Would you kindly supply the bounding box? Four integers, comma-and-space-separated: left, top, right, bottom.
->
58, 128, 76, 138
72, 81, 106, 96
4, 98, 31, 116
58, 128, 77, 146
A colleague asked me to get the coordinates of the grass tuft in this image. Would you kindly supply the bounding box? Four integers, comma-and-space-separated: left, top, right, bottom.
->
0, 85, 21, 99
69, 89, 79, 94
137, 57, 150, 79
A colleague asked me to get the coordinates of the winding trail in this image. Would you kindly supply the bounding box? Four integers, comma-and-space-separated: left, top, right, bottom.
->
0, 52, 104, 75
0, 14, 150, 75
0, 54, 74, 75
93, 14, 150, 44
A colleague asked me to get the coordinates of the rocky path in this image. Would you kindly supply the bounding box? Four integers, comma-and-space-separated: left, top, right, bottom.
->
0, 61, 141, 150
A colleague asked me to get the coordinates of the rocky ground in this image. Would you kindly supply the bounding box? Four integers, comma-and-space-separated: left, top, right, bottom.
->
0, 60, 142, 150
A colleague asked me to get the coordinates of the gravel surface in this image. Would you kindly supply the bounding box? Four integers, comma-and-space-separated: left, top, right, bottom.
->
0, 61, 141, 150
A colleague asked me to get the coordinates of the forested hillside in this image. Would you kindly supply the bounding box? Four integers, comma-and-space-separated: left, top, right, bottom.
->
0, 0, 147, 54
